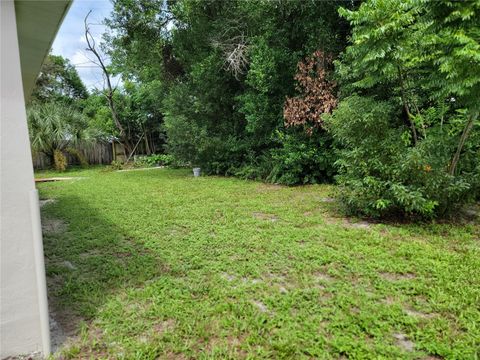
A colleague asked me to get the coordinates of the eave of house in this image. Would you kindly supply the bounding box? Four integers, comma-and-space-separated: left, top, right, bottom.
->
15, 0, 72, 102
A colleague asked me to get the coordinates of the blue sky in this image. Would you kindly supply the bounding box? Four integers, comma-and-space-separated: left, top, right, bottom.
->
52, 0, 118, 90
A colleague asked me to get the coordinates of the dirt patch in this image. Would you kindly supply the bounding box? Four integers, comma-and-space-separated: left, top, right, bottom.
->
319, 197, 335, 203
168, 224, 191, 237
256, 184, 283, 193
379, 272, 416, 281
164, 352, 189, 360
404, 307, 434, 319
42, 218, 67, 235
60, 325, 109, 358
252, 300, 269, 313
393, 333, 414, 352
252, 212, 279, 222
221, 273, 236, 282
49, 314, 67, 353
48, 305, 85, 354
263, 272, 288, 284
345, 219, 372, 229
62, 260, 77, 270
242, 277, 262, 285
39, 199, 56, 208
313, 271, 335, 283
153, 319, 176, 335
114, 251, 133, 258
79, 249, 103, 259
381, 296, 397, 305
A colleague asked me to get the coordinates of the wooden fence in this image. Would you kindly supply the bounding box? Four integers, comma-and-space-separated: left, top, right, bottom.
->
32, 142, 114, 170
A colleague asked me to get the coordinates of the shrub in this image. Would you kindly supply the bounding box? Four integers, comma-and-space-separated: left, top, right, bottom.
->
140, 154, 176, 167
66, 148, 89, 167
108, 160, 124, 171
53, 149, 67, 171
326, 96, 479, 218
267, 130, 335, 185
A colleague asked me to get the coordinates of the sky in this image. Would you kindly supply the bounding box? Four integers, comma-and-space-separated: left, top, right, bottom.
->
51, 0, 118, 90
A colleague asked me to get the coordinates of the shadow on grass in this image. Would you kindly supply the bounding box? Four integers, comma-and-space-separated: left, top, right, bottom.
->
41, 194, 173, 353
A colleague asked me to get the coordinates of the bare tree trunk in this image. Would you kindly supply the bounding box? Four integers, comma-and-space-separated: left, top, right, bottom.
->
449, 111, 478, 176
144, 129, 152, 155
84, 11, 132, 159
397, 66, 417, 146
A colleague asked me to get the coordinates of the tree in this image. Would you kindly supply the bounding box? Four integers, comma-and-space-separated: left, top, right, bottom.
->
27, 102, 94, 170
104, 0, 352, 177
284, 50, 337, 134
31, 54, 88, 104
84, 10, 133, 158
327, 0, 480, 217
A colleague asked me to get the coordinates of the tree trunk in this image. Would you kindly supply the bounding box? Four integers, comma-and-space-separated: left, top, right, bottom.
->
449, 111, 478, 175
398, 66, 417, 146
84, 11, 132, 160
144, 130, 151, 155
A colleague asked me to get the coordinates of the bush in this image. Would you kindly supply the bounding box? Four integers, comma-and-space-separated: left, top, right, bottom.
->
267, 130, 335, 185
108, 160, 124, 171
66, 148, 89, 167
325, 96, 479, 219
141, 154, 176, 167
53, 149, 67, 171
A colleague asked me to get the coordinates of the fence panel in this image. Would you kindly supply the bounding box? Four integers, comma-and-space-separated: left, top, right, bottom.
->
32, 142, 114, 170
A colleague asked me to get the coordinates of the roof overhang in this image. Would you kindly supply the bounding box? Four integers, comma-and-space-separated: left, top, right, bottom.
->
15, 0, 72, 102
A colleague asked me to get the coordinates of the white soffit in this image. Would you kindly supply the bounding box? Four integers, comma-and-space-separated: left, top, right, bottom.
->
14, 0, 72, 102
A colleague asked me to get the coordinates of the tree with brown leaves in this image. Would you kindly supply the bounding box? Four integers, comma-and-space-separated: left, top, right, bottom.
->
284, 51, 337, 134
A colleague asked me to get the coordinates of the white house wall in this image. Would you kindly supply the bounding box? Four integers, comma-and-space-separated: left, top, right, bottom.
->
1, 0, 50, 356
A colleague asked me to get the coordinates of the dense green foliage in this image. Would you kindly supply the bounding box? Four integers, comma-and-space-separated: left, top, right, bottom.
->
327, 0, 480, 218
105, 0, 351, 182
28, 55, 103, 170
102, 0, 479, 217
30, 0, 479, 217
31, 54, 88, 105
27, 102, 95, 170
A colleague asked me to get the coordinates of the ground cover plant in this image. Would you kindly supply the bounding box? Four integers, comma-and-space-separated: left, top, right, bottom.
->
37, 167, 479, 359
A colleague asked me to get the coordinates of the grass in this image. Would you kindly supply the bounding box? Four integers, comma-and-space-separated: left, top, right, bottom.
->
36, 167, 479, 359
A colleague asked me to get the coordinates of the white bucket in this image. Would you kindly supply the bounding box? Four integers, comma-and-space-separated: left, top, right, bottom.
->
193, 167, 201, 177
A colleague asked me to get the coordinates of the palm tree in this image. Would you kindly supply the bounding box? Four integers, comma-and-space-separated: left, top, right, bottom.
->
27, 101, 94, 170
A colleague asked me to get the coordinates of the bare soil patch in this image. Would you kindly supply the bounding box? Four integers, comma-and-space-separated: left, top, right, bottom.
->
153, 319, 176, 335
42, 218, 67, 235
252, 212, 279, 222
39, 198, 56, 207
252, 300, 269, 313
379, 272, 416, 281
393, 333, 415, 352
404, 307, 434, 319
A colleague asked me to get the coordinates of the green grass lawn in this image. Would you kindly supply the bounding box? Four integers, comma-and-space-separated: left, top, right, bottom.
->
36, 167, 479, 359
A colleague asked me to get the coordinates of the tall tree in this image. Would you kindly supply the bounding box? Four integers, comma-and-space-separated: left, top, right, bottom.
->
84, 10, 133, 157
31, 54, 88, 104
326, 0, 480, 217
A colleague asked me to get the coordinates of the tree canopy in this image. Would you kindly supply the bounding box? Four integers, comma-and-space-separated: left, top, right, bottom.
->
29, 0, 480, 218
31, 54, 88, 104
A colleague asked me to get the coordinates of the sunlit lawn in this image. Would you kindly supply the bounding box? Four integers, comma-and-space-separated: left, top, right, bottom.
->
36, 167, 479, 359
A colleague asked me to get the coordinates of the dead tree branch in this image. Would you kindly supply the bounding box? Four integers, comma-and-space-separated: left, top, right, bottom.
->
84, 10, 132, 158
